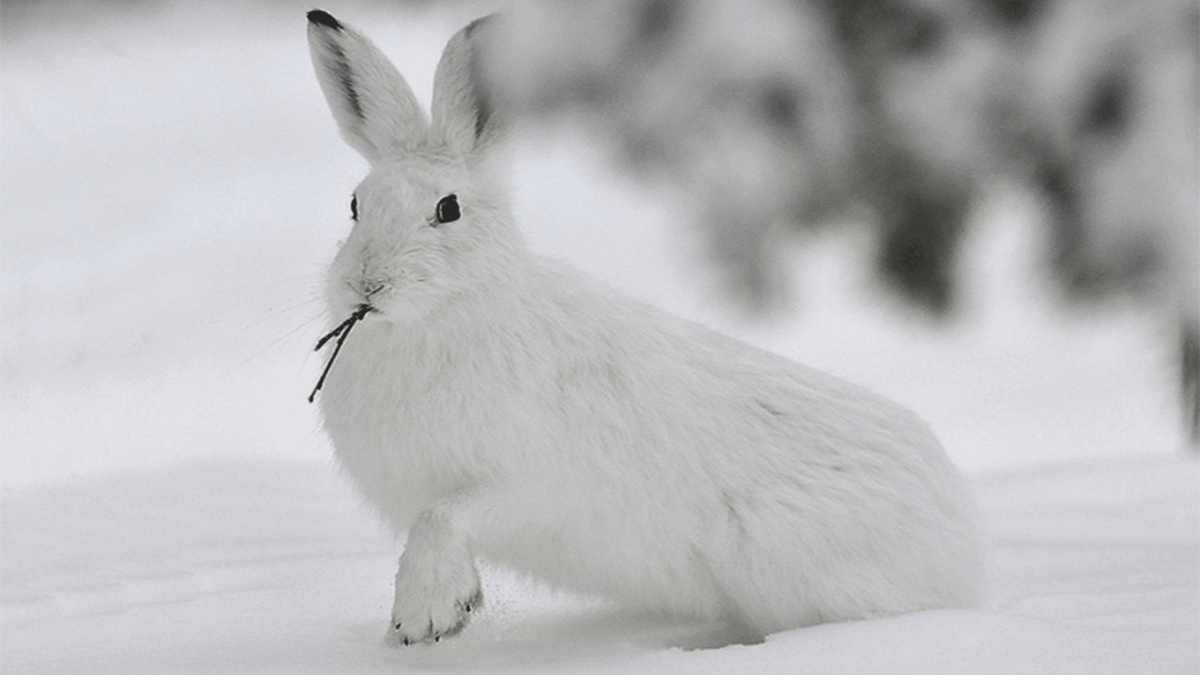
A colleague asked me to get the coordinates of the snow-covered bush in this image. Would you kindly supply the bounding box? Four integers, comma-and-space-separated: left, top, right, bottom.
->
484, 0, 1199, 437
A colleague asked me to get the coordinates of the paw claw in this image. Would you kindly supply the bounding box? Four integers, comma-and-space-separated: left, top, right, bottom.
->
458, 588, 484, 615
388, 586, 483, 646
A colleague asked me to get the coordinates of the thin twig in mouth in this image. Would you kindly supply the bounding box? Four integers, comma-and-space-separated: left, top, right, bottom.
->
309, 304, 373, 403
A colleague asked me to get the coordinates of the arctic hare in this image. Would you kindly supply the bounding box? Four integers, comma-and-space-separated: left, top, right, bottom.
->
305, 9, 985, 646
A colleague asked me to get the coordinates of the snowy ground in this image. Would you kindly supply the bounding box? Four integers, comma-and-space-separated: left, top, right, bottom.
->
2, 2, 1197, 673
2, 455, 1195, 674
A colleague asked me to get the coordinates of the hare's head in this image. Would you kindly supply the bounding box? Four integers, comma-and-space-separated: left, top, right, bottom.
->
307, 11, 519, 324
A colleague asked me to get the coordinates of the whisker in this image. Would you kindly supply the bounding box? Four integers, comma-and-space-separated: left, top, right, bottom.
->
250, 310, 326, 361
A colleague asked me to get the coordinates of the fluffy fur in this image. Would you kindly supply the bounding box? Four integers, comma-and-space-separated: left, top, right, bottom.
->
306, 10, 986, 646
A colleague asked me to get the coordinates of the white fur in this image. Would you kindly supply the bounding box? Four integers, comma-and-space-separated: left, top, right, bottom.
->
306, 11, 986, 645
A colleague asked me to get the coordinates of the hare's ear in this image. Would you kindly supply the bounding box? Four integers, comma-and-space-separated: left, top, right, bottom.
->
307, 10, 426, 162
430, 15, 502, 156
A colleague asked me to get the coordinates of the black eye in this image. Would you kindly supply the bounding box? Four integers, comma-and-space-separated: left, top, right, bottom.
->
435, 194, 460, 225
350, 195, 358, 221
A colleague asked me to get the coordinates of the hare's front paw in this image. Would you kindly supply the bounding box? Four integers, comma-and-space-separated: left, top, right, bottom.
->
388, 583, 482, 646
388, 576, 482, 645
387, 540, 482, 646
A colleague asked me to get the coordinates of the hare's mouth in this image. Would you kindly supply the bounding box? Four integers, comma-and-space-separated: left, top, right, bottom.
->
309, 303, 375, 403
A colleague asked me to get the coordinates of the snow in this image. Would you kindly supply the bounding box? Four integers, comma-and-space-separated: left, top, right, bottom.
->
4, 457, 1196, 674
2, 2, 1196, 673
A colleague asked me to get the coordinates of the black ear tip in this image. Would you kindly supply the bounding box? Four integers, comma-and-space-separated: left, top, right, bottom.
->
464, 13, 497, 38
307, 9, 343, 30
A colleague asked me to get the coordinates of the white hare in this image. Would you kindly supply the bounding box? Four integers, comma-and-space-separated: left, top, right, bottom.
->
305, 10, 985, 646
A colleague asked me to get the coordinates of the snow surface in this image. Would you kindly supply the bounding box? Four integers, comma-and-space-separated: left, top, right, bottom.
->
2, 2, 1197, 673
2, 455, 1195, 674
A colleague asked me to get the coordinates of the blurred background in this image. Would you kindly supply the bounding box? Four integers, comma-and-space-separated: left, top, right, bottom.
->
2, 0, 1196, 488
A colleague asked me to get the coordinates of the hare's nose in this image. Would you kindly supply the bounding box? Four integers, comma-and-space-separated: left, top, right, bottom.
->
358, 278, 386, 298
345, 277, 387, 302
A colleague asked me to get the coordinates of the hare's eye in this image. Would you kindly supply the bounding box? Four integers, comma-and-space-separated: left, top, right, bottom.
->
350, 195, 358, 221
434, 194, 460, 225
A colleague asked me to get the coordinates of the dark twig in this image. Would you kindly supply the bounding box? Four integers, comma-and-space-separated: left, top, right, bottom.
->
309, 304, 373, 403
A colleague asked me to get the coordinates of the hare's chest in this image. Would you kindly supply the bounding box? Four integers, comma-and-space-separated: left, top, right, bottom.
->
318, 328, 533, 523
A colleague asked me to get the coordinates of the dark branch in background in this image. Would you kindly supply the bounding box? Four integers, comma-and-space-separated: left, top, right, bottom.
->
1184, 323, 1200, 442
